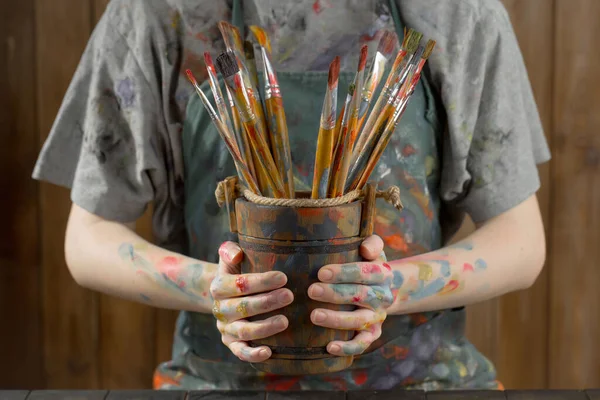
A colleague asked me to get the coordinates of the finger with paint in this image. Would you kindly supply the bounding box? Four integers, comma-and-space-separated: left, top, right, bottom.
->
210, 241, 294, 362
307, 234, 392, 356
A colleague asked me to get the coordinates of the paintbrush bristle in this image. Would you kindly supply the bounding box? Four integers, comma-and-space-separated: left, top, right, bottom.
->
401, 28, 414, 49
358, 45, 368, 71
186, 69, 198, 87
249, 25, 272, 54
244, 40, 255, 60
406, 31, 423, 54
423, 39, 437, 60
215, 51, 240, 79
328, 56, 340, 89
204, 52, 216, 74
377, 31, 397, 58
218, 21, 234, 50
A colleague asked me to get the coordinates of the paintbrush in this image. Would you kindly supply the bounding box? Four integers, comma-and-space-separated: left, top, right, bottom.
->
355, 31, 397, 134
328, 45, 368, 197
225, 85, 257, 180
311, 56, 340, 199
219, 22, 270, 146
346, 44, 426, 191
244, 40, 260, 94
205, 51, 257, 181
186, 69, 261, 195
353, 29, 422, 158
347, 40, 435, 191
250, 25, 295, 198
215, 51, 286, 198
348, 45, 369, 149
332, 79, 354, 159
204, 52, 236, 147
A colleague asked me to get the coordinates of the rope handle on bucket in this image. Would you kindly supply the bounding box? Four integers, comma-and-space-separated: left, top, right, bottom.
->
215, 177, 403, 210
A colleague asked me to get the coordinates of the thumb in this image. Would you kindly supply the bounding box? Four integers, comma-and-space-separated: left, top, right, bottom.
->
218, 241, 244, 274
360, 235, 385, 261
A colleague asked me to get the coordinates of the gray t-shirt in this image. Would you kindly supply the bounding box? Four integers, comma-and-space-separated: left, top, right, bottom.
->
33, 0, 550, 253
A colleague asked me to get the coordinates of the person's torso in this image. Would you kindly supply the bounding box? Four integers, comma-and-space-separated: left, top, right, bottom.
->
124, 0, 499, 391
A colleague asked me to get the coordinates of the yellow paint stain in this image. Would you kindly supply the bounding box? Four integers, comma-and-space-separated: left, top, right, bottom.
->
454, 360, 468, 377
171, 11, 181, 30
133, 243, 149, 251
212, 300, 227, 322
236, 301, 249, 318
418, 263, 433, 281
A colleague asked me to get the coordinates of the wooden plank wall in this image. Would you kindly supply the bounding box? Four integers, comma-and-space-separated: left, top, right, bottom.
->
0, 0, 598, 391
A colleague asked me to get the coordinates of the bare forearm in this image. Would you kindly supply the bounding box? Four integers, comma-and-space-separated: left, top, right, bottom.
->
387, 195, 545, 315
65, 205, 216, 313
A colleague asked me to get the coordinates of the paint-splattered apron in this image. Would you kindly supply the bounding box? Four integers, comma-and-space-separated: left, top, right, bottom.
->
154, 0, 501, 391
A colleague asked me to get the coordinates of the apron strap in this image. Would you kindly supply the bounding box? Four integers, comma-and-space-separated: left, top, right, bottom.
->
388, 0, 406, 42
232, 0, 245, 38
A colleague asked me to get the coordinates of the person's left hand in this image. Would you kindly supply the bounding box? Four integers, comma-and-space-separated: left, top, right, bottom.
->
307, 234, 393, 357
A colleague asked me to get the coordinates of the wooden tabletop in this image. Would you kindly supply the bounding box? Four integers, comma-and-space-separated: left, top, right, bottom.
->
1, 390, 599, 400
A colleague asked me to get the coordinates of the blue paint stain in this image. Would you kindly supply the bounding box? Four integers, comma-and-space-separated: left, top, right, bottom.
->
474, 258, 488, 271
140, 294, 151, 302
116, 77, 136, 108
392, 270, 404, 288
437, 260, 451, 277
452, 242, 474, 251
410, 278, 446, 301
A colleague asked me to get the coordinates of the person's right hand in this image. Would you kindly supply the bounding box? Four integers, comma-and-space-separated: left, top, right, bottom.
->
210, 241, 294, 363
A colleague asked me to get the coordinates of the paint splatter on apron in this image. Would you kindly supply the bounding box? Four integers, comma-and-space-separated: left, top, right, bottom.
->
154, 0, 502, 391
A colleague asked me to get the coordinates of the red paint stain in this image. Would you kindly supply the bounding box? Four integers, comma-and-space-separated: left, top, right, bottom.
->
162, 257, 180, 266
296, 208, 323, 217
384, 233, 409, 253
235, 276, 249, 292
312, 0, 324, 14
362, 264, 382, 274
402, 144, 417, 156
233, 74, 242, 88
382, 263, 392, 271
380, 345, 409, 360
410, 313, 429, 326
352, 296, 362, 303
463, 263, 474, 272
194, 31, 209, 42
353, 370, 368, 385
438, 279, 460, 295
266, 376, 300, 391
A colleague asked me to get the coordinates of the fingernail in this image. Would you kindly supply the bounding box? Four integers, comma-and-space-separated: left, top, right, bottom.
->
320, 269, 333, 281
278, 291, 292, 303
311, 285, 324, 298
274, 316, 287, 328
258, 349, 269, 358
218, 244, 231, 262
329, 344, 341, 353
274, 273, 287, 285
313, 310, 326, 322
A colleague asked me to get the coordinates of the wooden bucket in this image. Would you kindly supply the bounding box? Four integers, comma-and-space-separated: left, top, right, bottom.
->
221, 177, 378, 376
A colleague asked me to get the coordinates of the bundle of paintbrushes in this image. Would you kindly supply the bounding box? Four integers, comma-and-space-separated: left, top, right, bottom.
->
186, 22, 435, 200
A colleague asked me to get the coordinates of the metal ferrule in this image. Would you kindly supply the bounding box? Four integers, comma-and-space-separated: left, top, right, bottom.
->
261, 47, 281, 100
225, 74, 256, 123
362, 53, 387, 102
320, 86, 338, 130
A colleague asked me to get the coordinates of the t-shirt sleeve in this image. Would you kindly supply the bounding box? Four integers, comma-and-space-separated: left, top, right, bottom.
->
435, 3, 551, 223
32, 9, 163, 223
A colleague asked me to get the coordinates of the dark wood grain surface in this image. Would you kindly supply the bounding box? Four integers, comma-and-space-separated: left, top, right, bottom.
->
0, 0, 42, 390
3, 391, 600, 399
426, 390, 507, 399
